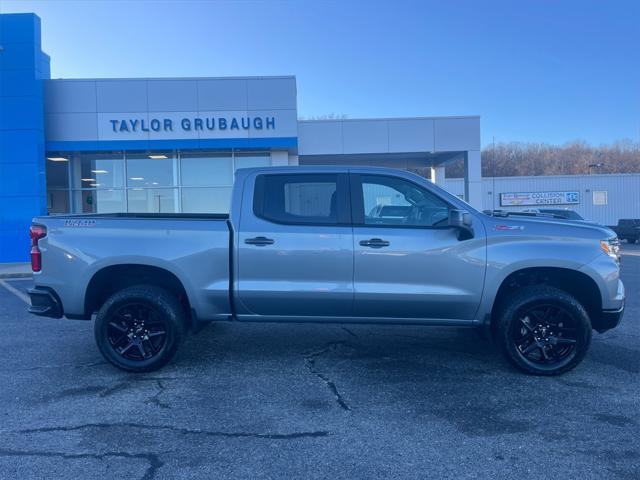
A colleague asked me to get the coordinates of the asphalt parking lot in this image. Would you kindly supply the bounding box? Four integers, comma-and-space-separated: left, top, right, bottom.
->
0, 247, 638, 479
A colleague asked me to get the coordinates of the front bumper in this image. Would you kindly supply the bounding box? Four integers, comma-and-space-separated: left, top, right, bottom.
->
28, 287, 63, 318
596, 302, 625, 333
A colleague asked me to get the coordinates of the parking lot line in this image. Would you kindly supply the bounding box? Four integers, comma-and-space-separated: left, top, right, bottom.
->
0, 280, 30, 304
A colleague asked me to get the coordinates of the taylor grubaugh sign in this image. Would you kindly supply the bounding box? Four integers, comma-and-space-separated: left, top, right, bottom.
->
500, 191, 580, 206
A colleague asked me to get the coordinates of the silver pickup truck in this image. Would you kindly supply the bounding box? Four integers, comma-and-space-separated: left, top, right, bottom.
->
28, 166, 625, 375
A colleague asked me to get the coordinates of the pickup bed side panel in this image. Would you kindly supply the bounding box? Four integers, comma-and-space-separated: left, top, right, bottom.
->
33, 217, 231, 320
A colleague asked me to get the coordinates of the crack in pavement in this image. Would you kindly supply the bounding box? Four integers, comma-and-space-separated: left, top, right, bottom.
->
50, 377, 177, 408
0, 449, 164, 480
18, 423, 330, 440
303, 342, 351, 411
144, 380, 170, 409
341, 326, 358, 338
9, 361, 108, 373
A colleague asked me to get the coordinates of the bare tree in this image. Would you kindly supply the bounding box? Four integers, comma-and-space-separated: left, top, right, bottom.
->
446, 140, 640, 178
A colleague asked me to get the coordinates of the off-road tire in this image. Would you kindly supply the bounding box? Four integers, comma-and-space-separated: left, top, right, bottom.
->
94, 285, 186, 372
496, 286, 592, 376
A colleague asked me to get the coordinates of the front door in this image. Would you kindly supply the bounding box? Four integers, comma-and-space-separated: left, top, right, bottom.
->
351, 173, 486, 320
236, 172, 354, 318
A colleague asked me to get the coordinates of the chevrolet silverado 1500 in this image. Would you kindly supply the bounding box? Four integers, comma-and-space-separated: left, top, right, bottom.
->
28, 166, 625, 375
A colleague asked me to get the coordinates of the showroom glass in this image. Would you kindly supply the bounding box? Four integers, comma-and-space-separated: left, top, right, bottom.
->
79, 153, 125, 189
128, 188, 178, 213
181, 152, 232, 187
255, 174, 339, 225
180, 152, 232, 213
234, 152, 270, 171
360, 175, 450, 227
127, 152, 177, 187
45, 154, 70, 213
73, 189, 126, 214
44, 150, 272, 214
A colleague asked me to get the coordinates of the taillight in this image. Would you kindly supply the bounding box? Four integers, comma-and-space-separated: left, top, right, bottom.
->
29, 224, 47, 272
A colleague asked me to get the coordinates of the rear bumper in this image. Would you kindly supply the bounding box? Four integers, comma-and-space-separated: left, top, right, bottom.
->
28, 287, 63, 318
596, 303, 625, 333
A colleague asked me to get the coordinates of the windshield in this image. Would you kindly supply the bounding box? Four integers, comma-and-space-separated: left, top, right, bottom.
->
540, 209, 583, 220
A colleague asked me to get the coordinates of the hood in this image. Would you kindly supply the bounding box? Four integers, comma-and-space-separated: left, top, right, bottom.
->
480, 213, 616, 240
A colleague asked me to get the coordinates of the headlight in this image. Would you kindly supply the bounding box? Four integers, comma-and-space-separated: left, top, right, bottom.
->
600, 237, 620, 262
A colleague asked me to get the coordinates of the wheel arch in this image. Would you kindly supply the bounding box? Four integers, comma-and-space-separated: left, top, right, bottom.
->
490, 266, 603, 332
84, 264, 193, 323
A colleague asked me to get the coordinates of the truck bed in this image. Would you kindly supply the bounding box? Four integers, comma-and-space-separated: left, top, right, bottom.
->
32, 213, 232, 320
45, 212, 230, 220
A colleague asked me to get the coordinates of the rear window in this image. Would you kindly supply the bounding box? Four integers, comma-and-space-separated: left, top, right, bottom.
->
620, 219, 640, 226
254, 174, 341, 225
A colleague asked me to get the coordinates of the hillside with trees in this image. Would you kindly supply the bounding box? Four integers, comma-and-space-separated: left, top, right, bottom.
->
445, 140, 640, 178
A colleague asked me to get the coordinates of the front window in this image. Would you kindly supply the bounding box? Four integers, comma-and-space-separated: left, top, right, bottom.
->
359, 175, 450, 227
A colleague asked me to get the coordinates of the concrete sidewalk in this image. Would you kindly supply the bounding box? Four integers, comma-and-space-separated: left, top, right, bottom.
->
0, 263, 32, 279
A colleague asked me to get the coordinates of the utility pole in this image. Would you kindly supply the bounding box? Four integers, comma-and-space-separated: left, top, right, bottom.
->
492, 136, 496, 210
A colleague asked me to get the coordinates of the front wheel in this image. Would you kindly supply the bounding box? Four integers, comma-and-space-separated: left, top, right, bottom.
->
94, 285, 186, 372
496, 286, 592, 375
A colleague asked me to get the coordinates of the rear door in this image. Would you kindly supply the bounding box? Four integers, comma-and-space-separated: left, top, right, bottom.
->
236, 172, 354, 318
350, 173, 486, 320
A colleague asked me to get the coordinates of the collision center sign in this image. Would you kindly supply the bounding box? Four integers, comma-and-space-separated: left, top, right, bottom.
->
500, 191, 579, 206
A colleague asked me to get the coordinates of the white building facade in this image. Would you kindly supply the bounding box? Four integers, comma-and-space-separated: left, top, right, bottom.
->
42, 77, 482, 216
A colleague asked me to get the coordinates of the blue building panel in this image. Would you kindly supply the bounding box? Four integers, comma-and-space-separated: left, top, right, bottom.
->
0, 68, 44, 97
45, 137, 299, 152
0, 13, 41, 45
0, 41, 40, 70
0, 96, 45, 130
0, 13, 48, 263
0, 130, 41, 163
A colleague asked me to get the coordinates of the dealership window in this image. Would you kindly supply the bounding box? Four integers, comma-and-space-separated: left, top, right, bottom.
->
45, 153, 71, 213
234, 152, 270, 171
78, 153, 125, 189
593, 191, 608, 206
127, 152, 177, 188
45, 150, 272, 214
128, 188, 179, 213
180, 152, 233, 213
72, 189, 126, 214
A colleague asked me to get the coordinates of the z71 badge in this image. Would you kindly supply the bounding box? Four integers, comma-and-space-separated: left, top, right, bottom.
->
64, 219, 96, 227
494, 224, 525, 231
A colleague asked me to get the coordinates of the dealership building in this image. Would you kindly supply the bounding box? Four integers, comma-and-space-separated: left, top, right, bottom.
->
0, 13, 484, 263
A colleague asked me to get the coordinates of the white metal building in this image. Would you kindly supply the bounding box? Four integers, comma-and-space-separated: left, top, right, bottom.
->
445, 173, 640, 225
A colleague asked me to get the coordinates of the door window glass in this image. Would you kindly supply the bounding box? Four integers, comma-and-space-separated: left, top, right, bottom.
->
360, 175, 450, 227
255, 174, 339, 225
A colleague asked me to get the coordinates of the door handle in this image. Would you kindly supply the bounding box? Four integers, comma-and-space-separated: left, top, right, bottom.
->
359, 238, 390, 248
244, 236, 275, 246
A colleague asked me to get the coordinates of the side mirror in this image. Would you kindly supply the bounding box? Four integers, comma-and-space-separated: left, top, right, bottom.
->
448, 209, 474, 240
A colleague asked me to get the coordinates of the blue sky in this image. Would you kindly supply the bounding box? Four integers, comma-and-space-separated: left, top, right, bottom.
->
2, 0, 638, 147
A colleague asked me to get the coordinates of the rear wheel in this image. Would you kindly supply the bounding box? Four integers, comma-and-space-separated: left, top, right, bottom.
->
94, 285, 186, 372
496, 286, 592, 375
